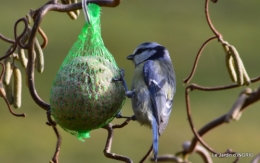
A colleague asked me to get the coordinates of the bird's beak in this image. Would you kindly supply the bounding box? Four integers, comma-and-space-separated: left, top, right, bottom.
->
126, 54, 134, 60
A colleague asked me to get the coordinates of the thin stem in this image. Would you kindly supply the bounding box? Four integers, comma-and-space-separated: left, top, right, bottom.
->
185, 87, 218, 154
27, 10, 49, 110
183, 36, 218, 84
188, 114, 226, 153
3, 91, 26, 117
112, 117, 131, 129
50, 126, 61, 163
46, 110, 61, 163
103, 124, 133, 163
46, 110, 57, 126
205, 0, 221, 37
139, 144, 153, 163
0, 34, 15, 44
16, 18, 29, 49
0, 18, 28, 61
38, 27, 48, 48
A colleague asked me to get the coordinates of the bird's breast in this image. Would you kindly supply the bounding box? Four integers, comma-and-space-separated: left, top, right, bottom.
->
130, 64, 154, 127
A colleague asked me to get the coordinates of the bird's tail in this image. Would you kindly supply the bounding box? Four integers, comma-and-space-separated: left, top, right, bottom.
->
152, 117, 159, 162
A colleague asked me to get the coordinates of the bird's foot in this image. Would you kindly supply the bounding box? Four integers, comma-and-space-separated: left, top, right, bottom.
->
113, 69, 125, 82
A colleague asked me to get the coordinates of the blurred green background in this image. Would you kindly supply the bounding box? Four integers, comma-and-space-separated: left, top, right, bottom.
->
1, 0, 260, 163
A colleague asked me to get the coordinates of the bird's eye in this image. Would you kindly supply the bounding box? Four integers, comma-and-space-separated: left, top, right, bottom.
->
134, 48, 147, 55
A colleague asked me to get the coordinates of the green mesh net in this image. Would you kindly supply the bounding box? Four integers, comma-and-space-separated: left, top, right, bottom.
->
50, 4, 125, 141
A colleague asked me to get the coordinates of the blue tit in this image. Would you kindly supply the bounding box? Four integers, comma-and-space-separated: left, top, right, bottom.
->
125, 42, 176, 161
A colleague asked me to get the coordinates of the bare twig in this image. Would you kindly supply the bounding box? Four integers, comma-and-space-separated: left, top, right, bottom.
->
38, 27, 48, 48
225, 88, 252, 122
0, 34, 15, 44
112, 117, 131, 129
140, 144, 153, 163
183, 36, 218, 84
46, 111, 61, 163
205, 0, 221, 38
103, 118, 133, 163
182, 141, 212, 163
160, 141, 212, 163
0, 18, 28, 61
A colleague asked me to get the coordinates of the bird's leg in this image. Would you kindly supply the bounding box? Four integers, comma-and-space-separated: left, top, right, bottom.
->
125, 90, 135, 98
115, 111, 137, 120
115, 111, 131, 119
113, 69, 136, 119
113, 69, 135, 98
131, 115, 137, 121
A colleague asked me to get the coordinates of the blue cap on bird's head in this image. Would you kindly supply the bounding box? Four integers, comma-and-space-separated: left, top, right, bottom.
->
126, 42, 171, 66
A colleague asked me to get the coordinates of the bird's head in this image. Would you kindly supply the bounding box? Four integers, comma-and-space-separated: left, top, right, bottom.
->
127, 42, 171, 66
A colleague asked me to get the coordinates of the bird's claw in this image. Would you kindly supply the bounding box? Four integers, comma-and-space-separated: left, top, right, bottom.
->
119, 69, 125, 78
115, 111, 135, 120
130, 115, 137, 121
126, 90, 135, 98
113, 69, 125, 82
115, 111, 123, 118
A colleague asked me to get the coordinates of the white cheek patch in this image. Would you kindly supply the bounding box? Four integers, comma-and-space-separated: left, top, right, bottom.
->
134, 50, 156, 65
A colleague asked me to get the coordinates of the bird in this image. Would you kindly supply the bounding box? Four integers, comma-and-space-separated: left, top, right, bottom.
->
118, 42, 176, 161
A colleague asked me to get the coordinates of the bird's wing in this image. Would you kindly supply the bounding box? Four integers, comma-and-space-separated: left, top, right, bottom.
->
143, 60, 167, 126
